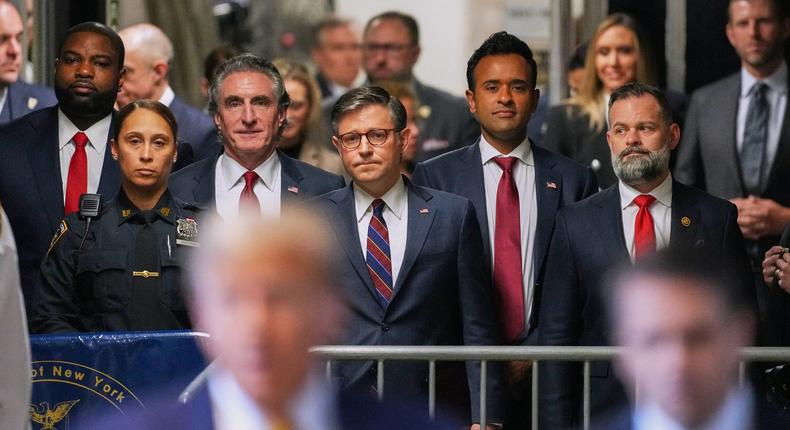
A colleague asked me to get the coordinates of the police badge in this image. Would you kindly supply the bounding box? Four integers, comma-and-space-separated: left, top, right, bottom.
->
176, 217, 199, 247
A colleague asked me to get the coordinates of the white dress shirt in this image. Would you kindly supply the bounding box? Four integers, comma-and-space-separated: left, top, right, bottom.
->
633, 387, 753, 430
354, 178, 408, 288
736, 62, 788, 188
479, 136, 538, 337
208, 368, 340, 430
57, 109, 112, 201
159, 85, 176, 107
0, 86, 7, 116
214, 152, 282, 219
619, 174, 673, 261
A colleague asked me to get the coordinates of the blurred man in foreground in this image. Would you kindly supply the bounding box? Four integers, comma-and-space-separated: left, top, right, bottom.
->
597, 249, 787, 429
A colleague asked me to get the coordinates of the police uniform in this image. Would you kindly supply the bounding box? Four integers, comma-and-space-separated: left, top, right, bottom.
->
31, 190, 201, 333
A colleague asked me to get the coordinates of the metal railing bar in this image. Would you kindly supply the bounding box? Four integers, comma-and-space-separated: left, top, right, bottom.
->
377, 360, 384, 400
480, 360, 487, 429
428, 360, 436, 419
583, 360, 590, 430
532, 360, 539, 430
325, 360, 332, 382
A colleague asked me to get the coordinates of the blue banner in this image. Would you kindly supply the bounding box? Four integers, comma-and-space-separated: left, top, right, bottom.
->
29, 331, 208, 430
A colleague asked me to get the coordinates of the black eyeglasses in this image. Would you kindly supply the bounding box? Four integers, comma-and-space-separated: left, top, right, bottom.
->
336, 128, 396, 149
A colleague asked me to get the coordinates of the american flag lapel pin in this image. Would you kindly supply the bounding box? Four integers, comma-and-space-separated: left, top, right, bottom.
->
546, 181, 557, 189
419, 208, 429, 214
287, 185, 299, 194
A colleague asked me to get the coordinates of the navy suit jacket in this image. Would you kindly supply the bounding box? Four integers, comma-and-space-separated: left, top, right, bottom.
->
413, 80, 479, 162
537, 180, 753, 429
0, 81, 57, 125
168, 149, 344, 207
169, 96, 219, 161
590, 403, 790, 430
0, 106, 121, 317
311, 179, 505, 423
86, 382, 458, 430
412, 140, 598, 340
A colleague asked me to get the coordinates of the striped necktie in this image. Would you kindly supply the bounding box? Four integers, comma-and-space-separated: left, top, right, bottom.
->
366, 199, 393, 307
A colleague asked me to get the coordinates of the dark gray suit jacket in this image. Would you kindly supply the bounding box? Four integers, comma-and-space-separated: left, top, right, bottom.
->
412, 80, 479, 162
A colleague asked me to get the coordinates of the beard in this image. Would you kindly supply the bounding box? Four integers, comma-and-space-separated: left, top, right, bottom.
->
612, 144, 670, 187
55, 83, 118, 119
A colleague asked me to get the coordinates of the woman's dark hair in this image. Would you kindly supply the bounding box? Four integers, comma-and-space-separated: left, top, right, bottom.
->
114, 99, 178, 142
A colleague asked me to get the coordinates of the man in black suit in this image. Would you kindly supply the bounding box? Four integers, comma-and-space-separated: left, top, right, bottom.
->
0, 21, 127, 318
313, 86, 504, 429
118, 23, 217, 162
593, 250, 787, 430
168, 54, 344, 217
86, 212, 454, 429
539, 83, 752, 429
311, 17, 363, 103
0, 1, 55, 124
362, 11, 478, 162
411, 31, 596, 427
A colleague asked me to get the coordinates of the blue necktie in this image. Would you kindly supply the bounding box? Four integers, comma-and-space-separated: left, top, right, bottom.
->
741, 82, 768, 195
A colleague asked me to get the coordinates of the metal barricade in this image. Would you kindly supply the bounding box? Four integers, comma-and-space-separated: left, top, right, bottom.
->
310, 345, 790, 430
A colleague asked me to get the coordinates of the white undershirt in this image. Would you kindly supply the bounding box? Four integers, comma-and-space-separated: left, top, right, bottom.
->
480, 136, 537, 337
354, 177, 408, 288
618, 174, 673, 261
736, 63, 788, 189
57, 109, 112, 201
214, 152, 281, 219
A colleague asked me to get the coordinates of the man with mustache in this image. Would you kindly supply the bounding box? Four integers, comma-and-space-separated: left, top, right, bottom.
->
537, 82, 753, 429
0, 22, 127, 318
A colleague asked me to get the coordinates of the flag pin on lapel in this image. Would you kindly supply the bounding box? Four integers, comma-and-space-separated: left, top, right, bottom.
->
419, 208, 429, 214
28, 97, 38, 110
546, 181, 557, 189
287, 186, 299, 194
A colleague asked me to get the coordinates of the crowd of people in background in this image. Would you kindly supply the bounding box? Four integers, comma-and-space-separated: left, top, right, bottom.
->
2, 0, 790, 429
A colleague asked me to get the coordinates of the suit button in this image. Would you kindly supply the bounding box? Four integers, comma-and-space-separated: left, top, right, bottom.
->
381, 325, 390, 332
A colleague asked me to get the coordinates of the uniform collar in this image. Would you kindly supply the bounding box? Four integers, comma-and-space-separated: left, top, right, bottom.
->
117, 189, 176, 225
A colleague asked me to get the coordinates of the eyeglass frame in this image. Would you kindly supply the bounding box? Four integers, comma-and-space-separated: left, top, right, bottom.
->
334, 128, 400, 150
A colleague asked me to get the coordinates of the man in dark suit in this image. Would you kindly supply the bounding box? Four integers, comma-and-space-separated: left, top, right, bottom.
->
362, 11, 478, 162
592, 250, 787, 430
118, 23, 218, 161
313, 86, 504, 429
674, 0, 790, 343
411, 31, 597, 427
168, 54, 344, 217
539, 83, 752, 429
0, 1, 55, 125
0, 21, 127, 318
86, 212, 454, 429
311, 17, 363, 103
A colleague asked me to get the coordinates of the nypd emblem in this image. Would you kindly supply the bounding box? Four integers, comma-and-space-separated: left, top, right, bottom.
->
176, 217, 199, 247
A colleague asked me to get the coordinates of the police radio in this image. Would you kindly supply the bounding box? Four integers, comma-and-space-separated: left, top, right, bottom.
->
78, 193, 102, 250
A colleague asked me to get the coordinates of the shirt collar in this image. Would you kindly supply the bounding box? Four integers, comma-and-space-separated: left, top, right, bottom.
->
354, 176, 407, 223
741, 62, 788, 97
479, 134, 534, 166
116, 188, 175, 225
619, 173, 673, 211
159, 85, 176, 106
219, 152, 280, 192
57, 108, 113, 156
0, 86, 7, 113
634, 386, 753, 430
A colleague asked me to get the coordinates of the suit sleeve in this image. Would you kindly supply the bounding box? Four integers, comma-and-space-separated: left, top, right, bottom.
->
31, 220, 83, 333
722, 203, 757, 312
455, 199, 505, 423
538, 209, 583, 429
673, 93, 705, 189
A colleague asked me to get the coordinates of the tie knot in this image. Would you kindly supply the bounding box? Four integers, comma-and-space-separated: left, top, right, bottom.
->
494, 156, 517, 172
73, 131, 89, 148
633, 194, 656, 209
371, 198, 386, 215
243, 171, 259, 188
752, 82, 767, 98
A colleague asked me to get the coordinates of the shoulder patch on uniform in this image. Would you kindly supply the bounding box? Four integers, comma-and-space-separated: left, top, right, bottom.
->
47, 220, 69, 256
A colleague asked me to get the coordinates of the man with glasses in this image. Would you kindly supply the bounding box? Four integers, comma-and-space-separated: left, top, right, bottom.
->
362, 11, 478, 162
313, 86, 504, 429
311, 17, 364, 104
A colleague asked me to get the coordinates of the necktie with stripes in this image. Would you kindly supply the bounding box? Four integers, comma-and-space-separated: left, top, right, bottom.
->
366, 199, 393, 307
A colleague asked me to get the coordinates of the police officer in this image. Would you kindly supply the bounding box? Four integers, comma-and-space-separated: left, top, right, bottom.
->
32, 100, 200, 333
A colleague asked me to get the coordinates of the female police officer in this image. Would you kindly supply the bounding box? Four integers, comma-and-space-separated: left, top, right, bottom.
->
32, 100, 200, 333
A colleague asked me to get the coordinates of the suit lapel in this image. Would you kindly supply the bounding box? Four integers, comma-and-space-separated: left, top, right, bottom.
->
278, 150, 305, 206
25, 108, 64, 228
532, 145, 562, 277
669, 181, 701, 248
329, 185, 382, 306
392, 182, 436, 298
463, 142, 491, 259
764, 73, 790, 195
97, 113, 121, 196
593, 185, 629, 260
722, 75, 747, 196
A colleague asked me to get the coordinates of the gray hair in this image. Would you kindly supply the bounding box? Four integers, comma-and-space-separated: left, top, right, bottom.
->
208, 54, 290, 114
119, 23, 174, 68
330, 86, 406, 135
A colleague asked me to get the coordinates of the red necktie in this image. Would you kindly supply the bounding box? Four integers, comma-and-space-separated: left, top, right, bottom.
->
64, 132, 89, 214
633, 194, 657, 259
493, 157, 524, 343
366, 199, 393, 307
239, 171, 260, 214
